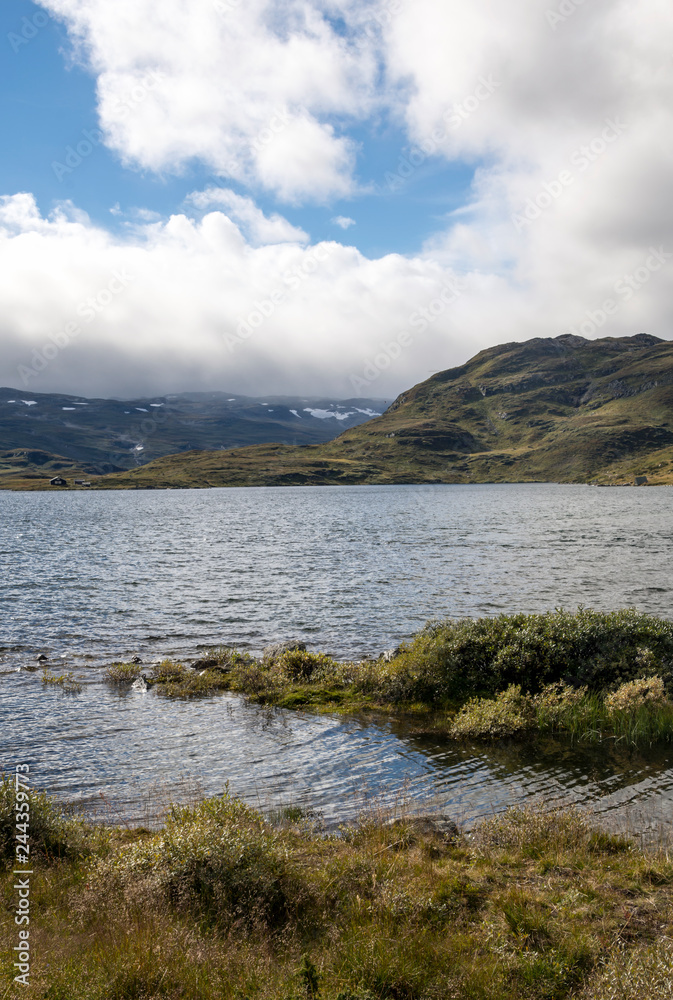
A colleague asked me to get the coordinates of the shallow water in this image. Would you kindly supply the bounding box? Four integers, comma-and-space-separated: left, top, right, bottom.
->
1, 484, 672, 832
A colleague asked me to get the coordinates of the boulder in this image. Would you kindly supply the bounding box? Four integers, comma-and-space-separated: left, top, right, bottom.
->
380, 647, 401, 662
36, 653, 48, 662
634, 475, 648, 486
262, 640, 306, 662
385, 815, 459, 842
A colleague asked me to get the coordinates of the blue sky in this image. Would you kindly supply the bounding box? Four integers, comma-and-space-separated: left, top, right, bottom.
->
0, 0, 475, 259
0, 0, 669, 399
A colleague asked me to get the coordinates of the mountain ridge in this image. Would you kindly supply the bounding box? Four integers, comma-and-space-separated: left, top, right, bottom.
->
0, 389, 387, 484
4, 333, 673, 489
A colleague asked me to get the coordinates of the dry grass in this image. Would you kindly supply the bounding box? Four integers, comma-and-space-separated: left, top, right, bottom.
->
2, 786, 673, 999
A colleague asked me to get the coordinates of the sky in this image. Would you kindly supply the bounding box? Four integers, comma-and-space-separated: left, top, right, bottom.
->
0, 0, 671, 400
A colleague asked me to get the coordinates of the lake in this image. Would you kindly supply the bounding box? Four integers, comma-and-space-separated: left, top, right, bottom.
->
1, 484, 672, 833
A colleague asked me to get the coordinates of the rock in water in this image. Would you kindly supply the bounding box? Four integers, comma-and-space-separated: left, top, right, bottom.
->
131, 674, 148, 692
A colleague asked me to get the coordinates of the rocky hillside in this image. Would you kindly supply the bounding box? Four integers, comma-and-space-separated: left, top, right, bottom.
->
6, 333, 673, 489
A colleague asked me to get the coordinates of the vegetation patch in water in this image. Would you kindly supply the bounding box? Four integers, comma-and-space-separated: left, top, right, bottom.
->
3, 786, 673, 999
40, 669, 82, 693
100, 611, 673, 742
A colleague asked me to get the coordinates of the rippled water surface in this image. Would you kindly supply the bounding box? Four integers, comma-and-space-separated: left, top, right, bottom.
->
1, 484, 672, 830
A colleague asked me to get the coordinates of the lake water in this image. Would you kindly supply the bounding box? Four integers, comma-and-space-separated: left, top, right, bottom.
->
1, 484, 672, 834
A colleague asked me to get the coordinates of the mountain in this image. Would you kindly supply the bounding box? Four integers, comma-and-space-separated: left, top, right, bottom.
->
5, 333, 673, 489
0, 389, 387, 482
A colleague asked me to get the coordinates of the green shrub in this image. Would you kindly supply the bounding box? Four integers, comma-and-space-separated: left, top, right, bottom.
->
450, 684, 536, 738
390, 608, 673, 704
93, 792, 308, 928
605, 675, 666, 712
151, 660, 189, 684
276, 649, 339, 683
103, 662, 142, 685
41, 669, 83, 693
0, 774, 90, 865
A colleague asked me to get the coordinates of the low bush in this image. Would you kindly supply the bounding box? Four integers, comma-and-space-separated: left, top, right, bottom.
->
447, 677, 673, 742
41, 669, 83, 693
389, 608, 673, 704
605, 675, 667, 713
91, 792, 309, 929
103, 662, 142, 685
451, 684, 536, 738
0, 774, 91, 865
276, 649, 339, 683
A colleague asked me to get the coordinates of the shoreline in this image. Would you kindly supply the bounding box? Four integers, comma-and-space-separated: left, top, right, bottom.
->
3, 476, 673, 491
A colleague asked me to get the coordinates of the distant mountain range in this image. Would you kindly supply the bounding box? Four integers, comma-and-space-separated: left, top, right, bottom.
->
4, 333, 673, 489
0, 389, 387, 479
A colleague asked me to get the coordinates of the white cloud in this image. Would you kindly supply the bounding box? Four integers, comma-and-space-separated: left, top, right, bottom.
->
0, 193, 479, 398
332, 215, 356, 230
187, 187, 308, 245
37, 0, 377, 203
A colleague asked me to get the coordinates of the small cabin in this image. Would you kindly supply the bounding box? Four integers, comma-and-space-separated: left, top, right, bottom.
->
49, 476, 67, 486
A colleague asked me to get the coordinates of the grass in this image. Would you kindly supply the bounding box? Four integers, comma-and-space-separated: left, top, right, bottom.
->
41, 670, 83, 694
448, 677, 673, 742
99, 610, 673, 744
2, 783, 673, 999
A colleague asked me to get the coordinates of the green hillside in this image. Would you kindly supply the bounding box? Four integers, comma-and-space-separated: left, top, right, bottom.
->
6, 333, 673, 489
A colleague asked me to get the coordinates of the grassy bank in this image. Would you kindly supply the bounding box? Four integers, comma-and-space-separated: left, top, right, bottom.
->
103, 609, 673, 744
2, 778, 673, 999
